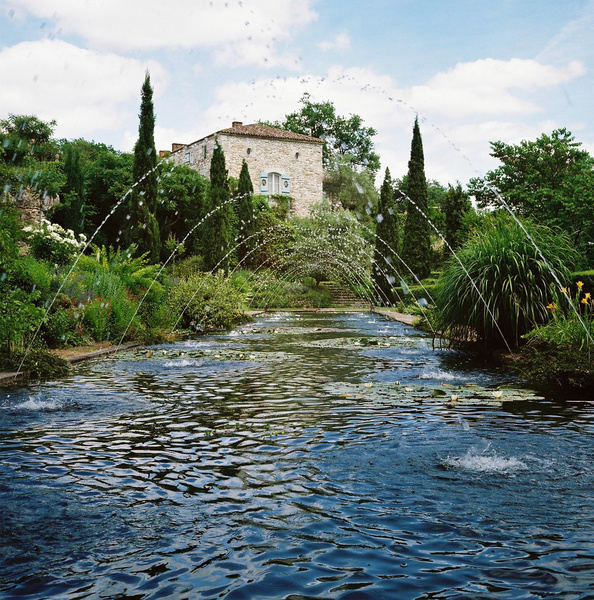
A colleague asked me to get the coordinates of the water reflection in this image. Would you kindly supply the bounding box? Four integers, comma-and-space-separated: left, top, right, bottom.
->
1, 312, 593, 599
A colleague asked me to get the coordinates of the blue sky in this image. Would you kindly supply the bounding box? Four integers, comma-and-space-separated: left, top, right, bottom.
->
1, 0, 592, 185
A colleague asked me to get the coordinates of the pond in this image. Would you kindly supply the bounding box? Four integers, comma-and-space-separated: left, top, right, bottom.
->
1, 312, 593, 599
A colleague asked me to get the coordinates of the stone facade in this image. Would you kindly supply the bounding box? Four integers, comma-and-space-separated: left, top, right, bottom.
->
168, 122, 324, 217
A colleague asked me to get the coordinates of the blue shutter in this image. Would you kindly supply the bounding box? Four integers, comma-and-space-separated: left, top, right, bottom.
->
282, 173, 290, 195
260, 172, 268, 193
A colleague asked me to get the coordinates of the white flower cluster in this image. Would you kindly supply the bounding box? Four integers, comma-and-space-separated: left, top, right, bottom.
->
23, 218, 87, 250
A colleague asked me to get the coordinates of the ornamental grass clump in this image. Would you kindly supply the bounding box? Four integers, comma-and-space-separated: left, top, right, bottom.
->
435, 213, 576, 348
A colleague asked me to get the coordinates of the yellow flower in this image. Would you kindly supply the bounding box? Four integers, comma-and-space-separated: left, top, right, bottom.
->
586, 293, 591, 300
577, 281, 584, 288
581, 298, 589, 305
547, 303, 557, 309
561, 287, 568, 294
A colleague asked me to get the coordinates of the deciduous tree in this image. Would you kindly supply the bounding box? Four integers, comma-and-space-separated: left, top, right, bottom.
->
468, 128, 594, 264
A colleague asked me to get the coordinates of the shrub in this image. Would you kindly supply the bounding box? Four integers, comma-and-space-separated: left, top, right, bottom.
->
0, 287, 45, 357
168, 271, 246, 331
435, 214, 576, 348
44, 303, 87, 347
24, 218, 86, 265
82, 297, 113, 341
519, 280, 593, 390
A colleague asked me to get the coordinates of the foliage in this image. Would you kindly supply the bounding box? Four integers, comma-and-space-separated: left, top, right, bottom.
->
443, 183, 472, 254
72, 140, 133, 248
402, 117, 431, 280
373, 168, 400, 305
468, 128, 594, 266
0, 114, 58, 165
129, 72, 160, 261
23, 218, 86, 265
246, 271, 334, 309
0, 287, 45, 358
435, 213, 577, 348
323, 154, 379, 222
1, 349, 69, 380
52, 143, 85, 235
156, 162, 208, 260
519, 283, 593, 390
271, 93, 380, 174
243, 197, 295, 270
203, 143, 234, 272
235, 159, 255, 267
287, 200, 371, 287
167, 271, 246, 331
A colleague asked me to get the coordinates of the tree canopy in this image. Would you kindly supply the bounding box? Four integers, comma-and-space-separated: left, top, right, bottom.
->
273, 93, 380, 175
468, 128, 594, 264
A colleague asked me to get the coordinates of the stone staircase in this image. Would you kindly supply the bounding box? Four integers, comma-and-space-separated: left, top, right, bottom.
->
319, 281, 370, 308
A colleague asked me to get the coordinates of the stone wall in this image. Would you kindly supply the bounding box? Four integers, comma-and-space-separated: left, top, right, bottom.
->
169, 133, 323, 217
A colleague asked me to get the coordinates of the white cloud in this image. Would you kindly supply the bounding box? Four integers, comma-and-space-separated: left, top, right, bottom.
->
0, 39, 167, 139
1, 0, 317, 67
188, 57, 587, 185
408, 58, 586, 118
317, 31, 351, 52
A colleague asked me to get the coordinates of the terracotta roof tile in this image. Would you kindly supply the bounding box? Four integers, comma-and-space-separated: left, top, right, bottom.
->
217, 123, 324, 144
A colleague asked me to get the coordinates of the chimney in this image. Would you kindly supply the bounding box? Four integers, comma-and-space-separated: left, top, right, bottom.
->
232, 121, 243, 128
171, 143, 185, 152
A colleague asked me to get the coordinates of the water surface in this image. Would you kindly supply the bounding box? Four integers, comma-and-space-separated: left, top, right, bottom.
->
1, 312, 593, 599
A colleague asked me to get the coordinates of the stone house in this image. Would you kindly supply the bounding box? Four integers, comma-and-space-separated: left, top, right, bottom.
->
166, 122, 324, 217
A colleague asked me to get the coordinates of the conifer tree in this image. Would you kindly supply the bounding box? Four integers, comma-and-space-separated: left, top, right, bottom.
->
402, 117, 431, 280
130, 71, 160, 261
443, 183, 471, 254
235, 159, 255, 268
373, 167, 400, 305
204, 142, 233, 272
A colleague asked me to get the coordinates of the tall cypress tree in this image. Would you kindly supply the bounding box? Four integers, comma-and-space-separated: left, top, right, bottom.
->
402, 117, 431, 280
443, 182, 471, 254
130, 71, 160, 261
235, 159, 255, 268
204, 142, 233, 272
373, 167, 400, 305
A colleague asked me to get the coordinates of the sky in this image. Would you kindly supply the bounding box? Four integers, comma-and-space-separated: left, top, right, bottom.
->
1, 0, 593, 186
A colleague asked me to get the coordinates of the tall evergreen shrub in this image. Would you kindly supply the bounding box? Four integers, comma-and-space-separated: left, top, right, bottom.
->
130, 72, 160, 261
203, 143, 234, 272
373, 167, 400, 304
402, 117, 431, 280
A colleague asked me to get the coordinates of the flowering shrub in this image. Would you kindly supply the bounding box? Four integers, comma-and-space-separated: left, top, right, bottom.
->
23, 218, 86, 265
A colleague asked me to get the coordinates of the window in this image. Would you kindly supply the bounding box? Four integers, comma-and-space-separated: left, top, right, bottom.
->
185, 151, 191, 164
202, 143, 207, 159
247, 147, 251, 155
260, 172, 290, 195
269, 172, 281, 194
